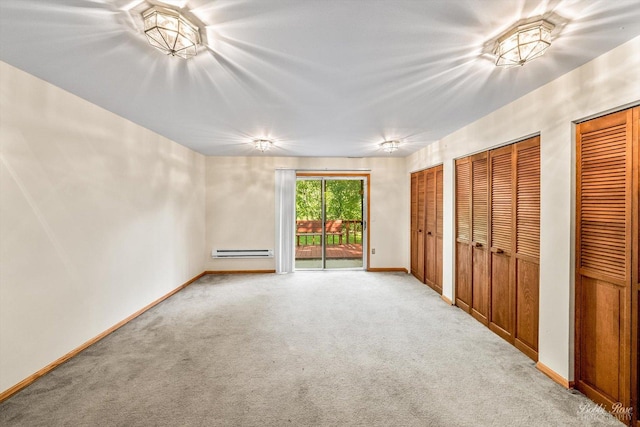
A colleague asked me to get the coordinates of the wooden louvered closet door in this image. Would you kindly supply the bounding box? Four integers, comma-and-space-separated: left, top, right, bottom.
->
411, 166, 443, 293
455, 137, 541, 361
489, 145, 515, 342
633, 107, 639, 427
410, 171, 426, 282
435, 165, 444, 293
425, 165, 443, 294
456, 158, 472, 311
471, 153, 490, 325
425, 169, 437, 288
576, 108, 637, 417
513, 137, 540, 360
411, 173, 418, 276
455, 154, 489, 320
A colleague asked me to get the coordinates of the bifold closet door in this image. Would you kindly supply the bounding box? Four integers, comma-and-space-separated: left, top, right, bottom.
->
513, 137, 540, 360
488, 137, 540, 360
411, 166, 443, 292
456, 154, 489, 322
410, 171, 426, 282
576, 108, 637, 415
634, 107, 639, 427
435, 165, 444, 293
489, 145, 515, 342
471, 154, 490, 324
425, 165, 443, 294
411, 173, 418, 277
455, 158, 472, 310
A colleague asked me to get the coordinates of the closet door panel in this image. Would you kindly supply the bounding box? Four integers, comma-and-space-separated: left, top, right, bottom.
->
411, 173, 418, 276
435, 166, 444, 293
416, 171, 426, 282
581, 276, 622, 403
425, 169, 437, 288
514, 138, 540, 359
490, 254, 510, 335
456, 159, 472, 311
489, 146, 514, 340
576, 109, 632, 412
456, 243, 471, 311
471, 155, 489, 324
514, 257, 539, 359
633, 107, 639, 427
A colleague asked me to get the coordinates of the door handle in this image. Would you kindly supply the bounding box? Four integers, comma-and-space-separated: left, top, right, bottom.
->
427, 231, 432, 235
472, 241, 482, 248
418, 229, 422, 233
491, 247, 504, 254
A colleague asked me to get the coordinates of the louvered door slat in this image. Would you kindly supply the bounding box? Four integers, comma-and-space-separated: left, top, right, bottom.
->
472, 158, 488, 244
456, 161, 471, 241
491, 150, 512, 252
418, 172, 426, 227
579, 123, 628, 280
516, 144, 540, 258
411, 174, 417, 231
426, 170, 436, 230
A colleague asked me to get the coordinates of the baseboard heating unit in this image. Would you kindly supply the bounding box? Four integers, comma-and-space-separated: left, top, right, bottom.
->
212, 249, 274, 259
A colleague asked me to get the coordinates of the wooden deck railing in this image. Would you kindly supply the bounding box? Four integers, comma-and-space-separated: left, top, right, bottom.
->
296, 219, 363, 246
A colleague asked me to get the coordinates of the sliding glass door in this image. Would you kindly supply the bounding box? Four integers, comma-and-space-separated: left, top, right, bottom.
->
295, 176, 366, 270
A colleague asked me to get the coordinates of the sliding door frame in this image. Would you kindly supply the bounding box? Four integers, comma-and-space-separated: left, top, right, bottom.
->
296, 173, 370, 270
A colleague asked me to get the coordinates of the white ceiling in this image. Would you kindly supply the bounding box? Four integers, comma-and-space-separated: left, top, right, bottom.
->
1, 0, 639, 157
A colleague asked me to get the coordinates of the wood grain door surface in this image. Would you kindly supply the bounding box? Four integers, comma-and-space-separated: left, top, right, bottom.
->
513, 138, 540, 361
411, 171, 426, 282
489, 145, 515, 342
471, 153, 490, 325
411, 166, 443, 294
456, 157, 473, 311
457, 137, 540, 361
576, 108, 636, 417
425, 165, 443, 294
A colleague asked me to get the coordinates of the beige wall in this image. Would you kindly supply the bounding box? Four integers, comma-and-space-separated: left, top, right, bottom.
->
0, 62, 206, 392
204, 156, 408, 271
3, 33, 638, 395
407, 36, 640, 381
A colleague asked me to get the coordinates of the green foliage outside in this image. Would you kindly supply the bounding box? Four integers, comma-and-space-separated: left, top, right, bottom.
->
296, 180, 322, 220
296, 179, 363, 245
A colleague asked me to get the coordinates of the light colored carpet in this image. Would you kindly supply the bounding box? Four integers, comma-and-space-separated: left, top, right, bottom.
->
0, 272, 623, 426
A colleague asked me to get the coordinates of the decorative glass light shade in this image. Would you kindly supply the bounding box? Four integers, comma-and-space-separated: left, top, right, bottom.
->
381, 140, 400, 153
142, 6, 200, 59
494, 20, 554, 67
254, 139, 273, 152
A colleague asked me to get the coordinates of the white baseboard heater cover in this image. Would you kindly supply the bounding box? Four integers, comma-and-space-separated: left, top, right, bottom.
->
212, 249, 274, 259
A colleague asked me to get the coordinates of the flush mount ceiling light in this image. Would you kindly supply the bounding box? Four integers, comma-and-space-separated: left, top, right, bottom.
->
493, 19, 554, 67
381, 140, 400, 153
142, 6, 200, 59
254, 139, 273, 152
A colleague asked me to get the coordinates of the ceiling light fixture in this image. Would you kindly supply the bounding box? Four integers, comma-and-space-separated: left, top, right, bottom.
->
142, 6, 200, 59
494, 19, 554, 67
254, 139, 273, 152
381, 140, 400, 153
